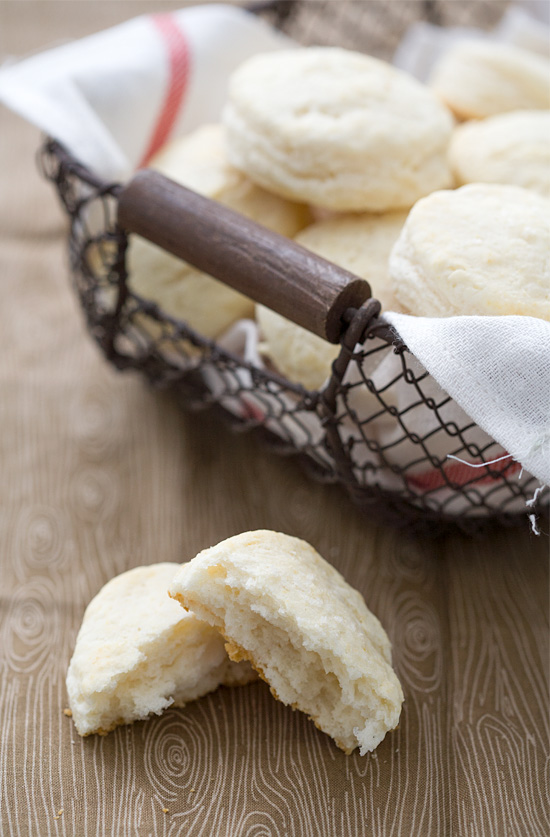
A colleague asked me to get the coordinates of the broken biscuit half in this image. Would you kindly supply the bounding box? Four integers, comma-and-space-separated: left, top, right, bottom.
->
66, 563, 255, 736
169, 530, 403, 754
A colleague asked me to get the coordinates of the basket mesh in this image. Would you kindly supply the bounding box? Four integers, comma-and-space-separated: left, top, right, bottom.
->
39, 0, 549, 536
268, 0, 510, 58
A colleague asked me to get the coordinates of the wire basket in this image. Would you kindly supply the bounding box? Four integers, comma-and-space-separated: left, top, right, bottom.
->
39, 0, 548, 536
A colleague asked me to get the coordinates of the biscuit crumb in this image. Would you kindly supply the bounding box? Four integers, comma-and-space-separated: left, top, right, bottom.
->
189, 788, 196, 793
63, 708, 72, 717
58, 809, 64, 815
162, 808, 169, 814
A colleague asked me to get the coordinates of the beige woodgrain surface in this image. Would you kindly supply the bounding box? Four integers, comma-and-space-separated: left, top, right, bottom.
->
0, 3, 548, 836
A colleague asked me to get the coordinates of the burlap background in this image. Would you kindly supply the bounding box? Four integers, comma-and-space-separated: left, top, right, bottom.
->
1, 3, 548, 835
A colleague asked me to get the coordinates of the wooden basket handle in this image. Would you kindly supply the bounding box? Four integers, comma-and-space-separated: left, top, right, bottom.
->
117, 170, 372, 343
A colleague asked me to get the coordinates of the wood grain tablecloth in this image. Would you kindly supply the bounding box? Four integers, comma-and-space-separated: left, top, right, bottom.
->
1, 3, 548, 835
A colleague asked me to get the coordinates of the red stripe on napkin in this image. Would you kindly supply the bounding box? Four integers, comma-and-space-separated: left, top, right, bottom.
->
240, 397, 265, 423
406, 454, 521, 493
138, 13, 190, 168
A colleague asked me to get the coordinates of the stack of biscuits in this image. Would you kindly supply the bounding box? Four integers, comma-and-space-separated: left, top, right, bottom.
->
128, 41, 550, 390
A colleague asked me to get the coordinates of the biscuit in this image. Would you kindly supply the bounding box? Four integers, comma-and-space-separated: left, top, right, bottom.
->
127, 124, 310, 339
223, 47, 454, 211
257, 211, 407, 389
430, 40, 550, 120
256, 306, 338, 391
448, 110, 550, 197
389, 183, 550, 319
66, 563, 256, 736
169, 530, 403, 755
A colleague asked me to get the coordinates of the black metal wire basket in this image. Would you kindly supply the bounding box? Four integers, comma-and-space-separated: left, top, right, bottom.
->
39, 0, 549, 536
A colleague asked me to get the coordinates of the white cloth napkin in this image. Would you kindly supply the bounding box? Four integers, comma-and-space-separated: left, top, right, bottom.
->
383, 314, 550, 489
0, 4, 290, 180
